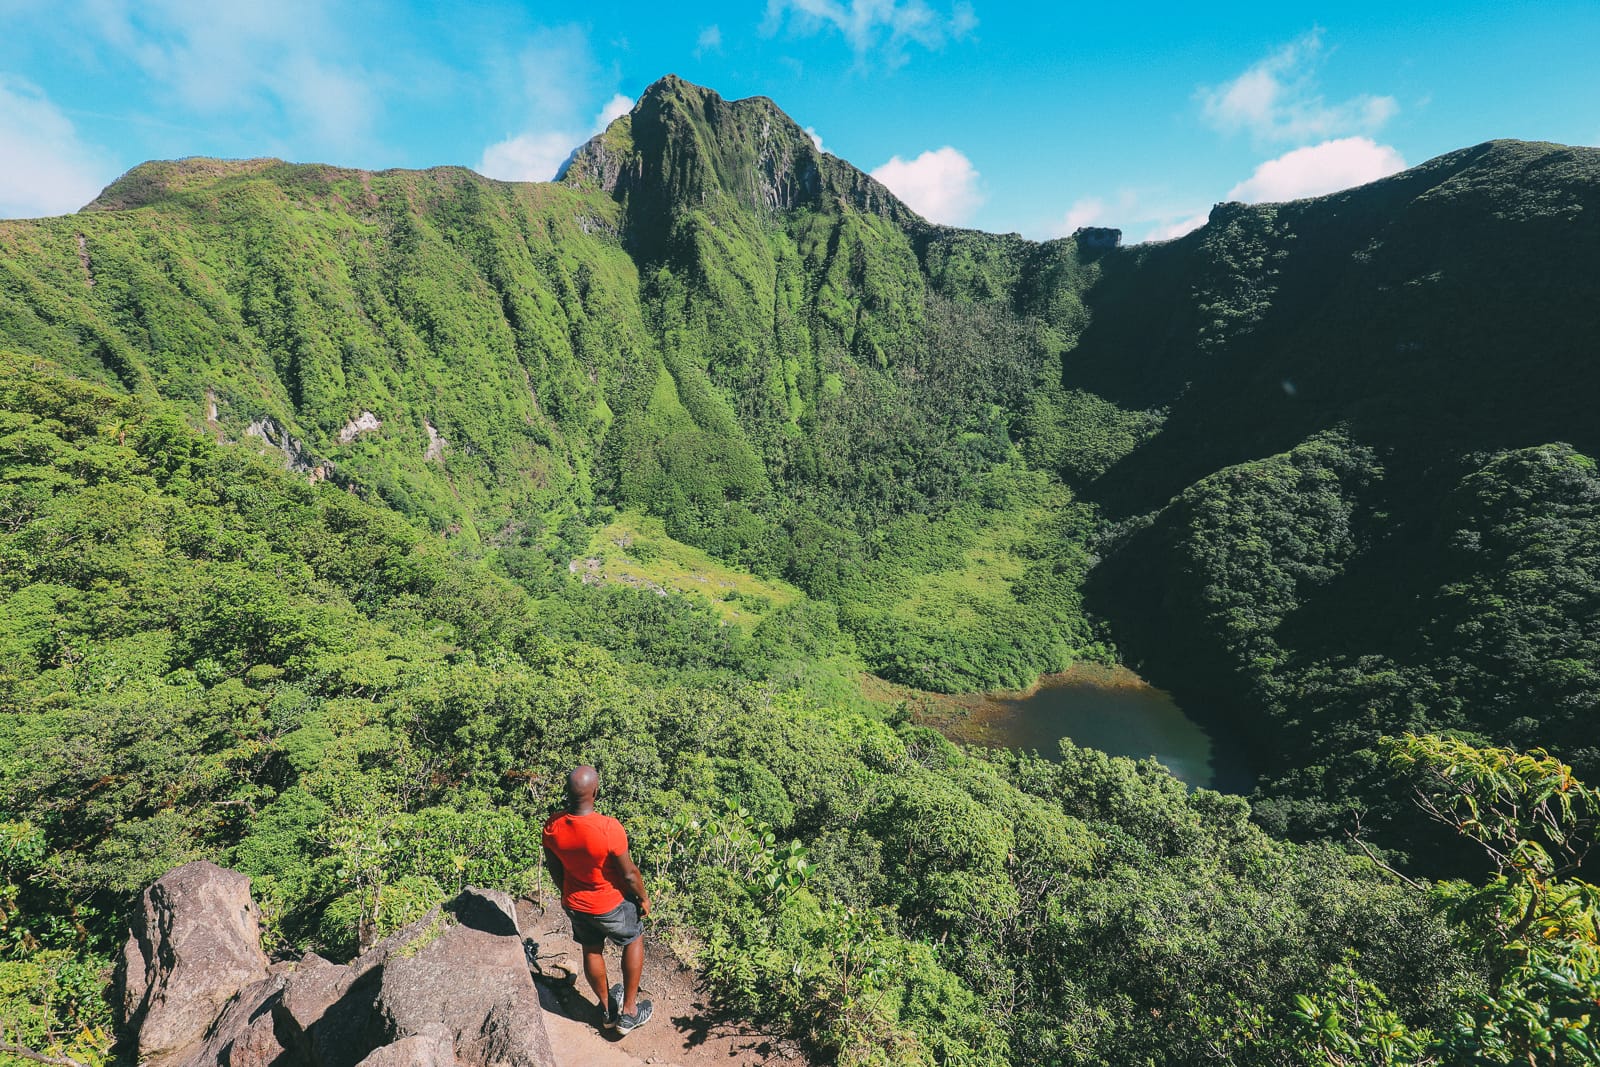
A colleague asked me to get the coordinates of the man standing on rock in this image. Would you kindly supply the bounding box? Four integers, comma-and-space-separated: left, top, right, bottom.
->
542, 765, 654, 1034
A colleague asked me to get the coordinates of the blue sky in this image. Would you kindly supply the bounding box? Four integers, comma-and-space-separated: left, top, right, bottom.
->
2, 1, 1597, 241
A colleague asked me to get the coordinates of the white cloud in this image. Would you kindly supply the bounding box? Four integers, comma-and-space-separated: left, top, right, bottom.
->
871, 146, 983, 225
695, 25, 723, 58
1226, 137, 1406, 203
804, 126, 827, 153
476, 30, 631, 183
0, 74, 113, 219
765, 0, 976, 70
593, 94, 633, 132
1111, 137, 1404, 243
478, 131, 577, 183
1201, 30, 1398, 143
1060, 197, 1107, 231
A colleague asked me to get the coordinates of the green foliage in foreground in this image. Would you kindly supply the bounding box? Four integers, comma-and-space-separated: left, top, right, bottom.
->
1220, 736, 1600, 1065
0, 359, 1556, 1067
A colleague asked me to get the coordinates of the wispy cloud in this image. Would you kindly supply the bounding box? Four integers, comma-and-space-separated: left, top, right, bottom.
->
1047, 190, 1147, 238
83, 0, 377, 150
1124, 31, 1410, 241
1145, 213, 1211, 242
804, 126, 828, 153
594, 93, 633, 130
871, 145, 982, 224
695, 25, 723, 58
764, 0, 977, 70
0, 74, 114, 218
1034, 186, 1206, 244
1201, 30, 1397, 143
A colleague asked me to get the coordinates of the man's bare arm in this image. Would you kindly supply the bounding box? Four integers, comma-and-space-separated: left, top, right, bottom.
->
614, 849, 651, 915
541, 845, 565, 899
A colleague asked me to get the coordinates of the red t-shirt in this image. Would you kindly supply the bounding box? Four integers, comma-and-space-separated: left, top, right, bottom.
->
542, 811, 628, 915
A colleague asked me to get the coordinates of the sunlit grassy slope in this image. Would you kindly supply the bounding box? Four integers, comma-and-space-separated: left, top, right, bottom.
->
889, 502, 1045, 629
579, 511, 803, 626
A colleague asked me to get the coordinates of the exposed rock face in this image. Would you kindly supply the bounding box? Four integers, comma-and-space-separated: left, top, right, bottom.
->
121, 869, 552, 1067
337, 411, 382, 445
123, 861, 273, 1063
423, 421, 447, 462
246, 418, 333, 482
1072, 225, 1122, 250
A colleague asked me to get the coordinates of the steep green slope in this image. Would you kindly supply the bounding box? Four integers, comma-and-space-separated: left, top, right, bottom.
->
1064, 141, 1600, 847
0, 77, 1104, 694
4, 75, 1600, 1067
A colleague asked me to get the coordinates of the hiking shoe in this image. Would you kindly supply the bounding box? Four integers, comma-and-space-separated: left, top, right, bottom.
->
606, 984, 623, 1029
614, 999, 653, 1036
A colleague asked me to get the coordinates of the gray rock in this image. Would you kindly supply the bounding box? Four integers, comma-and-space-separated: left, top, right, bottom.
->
172, 974, 285, 1067
447, 888, 519, 938
121, 871, 552, 1067
279, 907, 463, 1067
352, 1026, 455, 1067
123, 861, 271, 1063
376, 912, 553, 1067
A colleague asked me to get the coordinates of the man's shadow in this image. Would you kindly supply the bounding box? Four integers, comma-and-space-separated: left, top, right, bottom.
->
522, 937, 627, 1042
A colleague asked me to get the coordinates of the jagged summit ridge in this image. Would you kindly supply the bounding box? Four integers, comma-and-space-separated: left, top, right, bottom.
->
562, 74, 918, 225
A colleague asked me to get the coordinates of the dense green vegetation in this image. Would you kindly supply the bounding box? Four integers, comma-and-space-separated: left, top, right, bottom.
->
7, 358, 1594, 1066
1, 76, 1598, 1064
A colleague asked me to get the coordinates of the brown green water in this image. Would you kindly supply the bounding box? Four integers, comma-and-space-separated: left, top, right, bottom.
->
922, 664, 1253, 792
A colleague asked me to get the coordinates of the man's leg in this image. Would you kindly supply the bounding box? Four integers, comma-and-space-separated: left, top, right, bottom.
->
620, 936, 643, 1016
581, 942, 609, 1008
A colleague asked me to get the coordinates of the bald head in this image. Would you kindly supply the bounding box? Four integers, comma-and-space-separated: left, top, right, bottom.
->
566, 765, 599, 811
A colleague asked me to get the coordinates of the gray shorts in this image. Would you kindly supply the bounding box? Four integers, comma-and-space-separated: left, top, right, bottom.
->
565, 900, 642, 948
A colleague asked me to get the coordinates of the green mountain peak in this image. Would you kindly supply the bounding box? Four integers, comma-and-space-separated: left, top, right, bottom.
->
564, 73, 917, 231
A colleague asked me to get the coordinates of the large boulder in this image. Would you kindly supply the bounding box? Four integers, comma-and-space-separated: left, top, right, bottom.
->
120, 871, 552, 1067
283, 922, 427, 1067
122, 861, 272, 1063
374, 891, 549, 1067
445, 887, 518, 939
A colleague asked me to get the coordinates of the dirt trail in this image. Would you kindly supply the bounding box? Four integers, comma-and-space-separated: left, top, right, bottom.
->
516, 900, 806, 1067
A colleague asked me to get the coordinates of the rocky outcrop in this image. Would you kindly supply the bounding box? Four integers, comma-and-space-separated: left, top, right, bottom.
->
123, 862, 273, 1063
423, 421, 447, 462
245, 418, 333, 483
337, 412, 382, 445
1072, 226, 1122, 250
120, 868, 553, 1067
